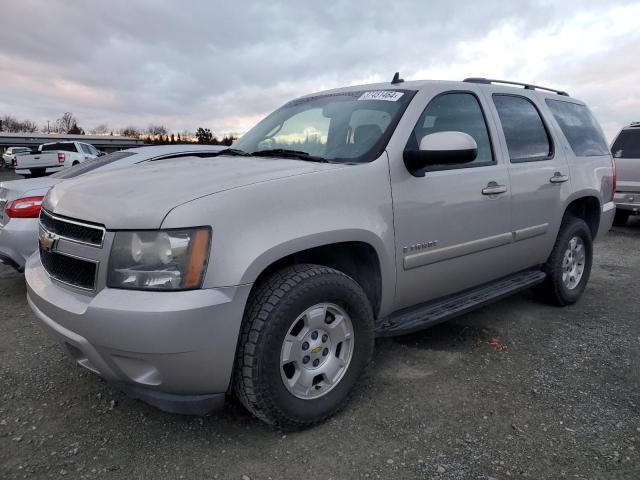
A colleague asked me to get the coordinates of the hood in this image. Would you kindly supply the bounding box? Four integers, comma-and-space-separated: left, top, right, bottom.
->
0, 177, 63, 201
45, 155, 345, 229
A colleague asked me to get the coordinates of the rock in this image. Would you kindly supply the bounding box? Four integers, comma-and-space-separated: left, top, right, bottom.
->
437, 465, 446, 473
242, 475, 251, 480
386, 459, 394, 465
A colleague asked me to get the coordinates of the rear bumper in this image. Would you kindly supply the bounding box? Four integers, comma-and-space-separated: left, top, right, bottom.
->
15, 165, 63, 175
614, 191, 640, 214
0, 217, 39, 270
25, 256, 253, 415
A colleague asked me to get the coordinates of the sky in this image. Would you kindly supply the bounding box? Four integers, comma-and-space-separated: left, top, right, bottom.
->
0, 0, 639, 141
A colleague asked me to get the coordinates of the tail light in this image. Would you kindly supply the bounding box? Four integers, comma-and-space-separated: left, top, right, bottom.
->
5, 196, 44, 218
611, 156, 617, 201
58, 152, 65, 163
11, 157, 17, 168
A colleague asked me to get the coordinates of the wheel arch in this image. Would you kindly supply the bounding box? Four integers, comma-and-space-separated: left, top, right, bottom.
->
243, 235, 388, 319
562, 194, 601, 239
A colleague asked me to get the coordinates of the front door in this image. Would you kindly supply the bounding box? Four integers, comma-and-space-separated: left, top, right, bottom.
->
389, 89, 513, 310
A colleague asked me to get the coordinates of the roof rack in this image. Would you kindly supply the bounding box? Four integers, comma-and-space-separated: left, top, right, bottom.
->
463, 77, 569, 96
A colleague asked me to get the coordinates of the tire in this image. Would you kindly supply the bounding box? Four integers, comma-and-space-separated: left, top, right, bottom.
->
613, 210, 629, 227
536, 216, 593, 306
234, 264, 375, 430
72, 161, 80, 166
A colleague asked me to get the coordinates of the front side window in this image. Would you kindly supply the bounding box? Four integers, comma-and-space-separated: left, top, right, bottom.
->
233, 89, 415, 163
405, 92, 494, 168
493, 95, 552, 162
545, 99, 609, 156
611, 129, 640, 159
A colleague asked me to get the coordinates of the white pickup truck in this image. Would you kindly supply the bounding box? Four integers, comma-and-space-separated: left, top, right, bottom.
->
15, 141, 103, 177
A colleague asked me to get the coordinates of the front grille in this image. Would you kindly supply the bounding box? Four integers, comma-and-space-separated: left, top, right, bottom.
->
40, 246, 97, 290
40, 209, 104, 246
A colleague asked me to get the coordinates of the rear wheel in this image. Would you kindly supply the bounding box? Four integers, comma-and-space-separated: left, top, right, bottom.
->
234, 264, 374, 429
536, 216, 593, 306
72, 161, 80, 166
613, 210, 629, 227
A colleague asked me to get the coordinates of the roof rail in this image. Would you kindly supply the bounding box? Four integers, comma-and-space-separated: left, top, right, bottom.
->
463, 77, 569, 96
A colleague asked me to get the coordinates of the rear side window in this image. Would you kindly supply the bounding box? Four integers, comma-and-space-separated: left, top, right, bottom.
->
611, 129, 640, 159
42, 142, 77, 153
545, 100, 609, 156
493, 95, 552, 162
406, 92, 494, 168
51, 151, 135, 179
80, 144, 92, 154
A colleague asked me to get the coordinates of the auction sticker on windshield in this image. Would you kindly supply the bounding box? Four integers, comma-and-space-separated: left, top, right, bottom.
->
358, 91, 404, 101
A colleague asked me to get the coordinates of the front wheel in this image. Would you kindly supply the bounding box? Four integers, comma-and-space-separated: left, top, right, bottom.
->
536, 216, 593, 306
234, 264, 374, 429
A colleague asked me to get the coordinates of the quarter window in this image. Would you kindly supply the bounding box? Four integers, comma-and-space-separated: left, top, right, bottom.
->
405, 92, 494, 168
545, 99, 609, 156
493, 95, 552, 162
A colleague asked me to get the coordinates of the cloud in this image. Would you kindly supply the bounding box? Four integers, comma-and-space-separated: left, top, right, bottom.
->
0, 0, 638, 139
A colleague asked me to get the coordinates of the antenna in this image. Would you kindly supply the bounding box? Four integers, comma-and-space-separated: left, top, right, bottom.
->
391, 72, 404, 84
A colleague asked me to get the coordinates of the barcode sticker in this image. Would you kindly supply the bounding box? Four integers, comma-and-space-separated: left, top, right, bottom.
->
358, 91, 404, 102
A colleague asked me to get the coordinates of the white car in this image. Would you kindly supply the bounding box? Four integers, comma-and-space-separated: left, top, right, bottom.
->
2, 146, 32, 168
0, 144, 225, 270
14, 141, 103, 177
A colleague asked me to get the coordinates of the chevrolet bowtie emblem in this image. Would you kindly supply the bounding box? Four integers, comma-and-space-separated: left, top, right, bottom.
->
310, 346, 323, 354
39, 229, 58, 253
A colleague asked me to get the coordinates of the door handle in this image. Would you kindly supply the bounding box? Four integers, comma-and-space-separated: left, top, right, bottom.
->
482, 181, 507, 195
550, 172, 569, 183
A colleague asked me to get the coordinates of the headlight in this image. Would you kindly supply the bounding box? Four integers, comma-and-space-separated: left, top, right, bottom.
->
107, 227, 211, 290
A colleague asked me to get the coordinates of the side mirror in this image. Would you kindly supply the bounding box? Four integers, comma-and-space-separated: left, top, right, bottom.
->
404, 131, 478, 177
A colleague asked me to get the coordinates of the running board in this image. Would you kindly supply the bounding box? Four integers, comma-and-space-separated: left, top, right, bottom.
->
376, 270, 546, 337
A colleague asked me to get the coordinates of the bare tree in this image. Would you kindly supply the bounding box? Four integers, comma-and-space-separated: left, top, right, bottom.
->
1, 115, 40, 133
21, 120, 38, 133
90, 124, 109, 135
121, 126, 140, 138
146, 124, 168, 136
54, 112, 79, 133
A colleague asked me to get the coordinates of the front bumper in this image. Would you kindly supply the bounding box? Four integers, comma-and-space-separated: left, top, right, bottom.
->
0, 217, 39, 271
614, 191, 640, 214
25, 255, 252, 415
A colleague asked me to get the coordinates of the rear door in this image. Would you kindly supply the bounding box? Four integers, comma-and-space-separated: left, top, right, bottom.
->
389, 87, 513, 310
484, 91, 572, 270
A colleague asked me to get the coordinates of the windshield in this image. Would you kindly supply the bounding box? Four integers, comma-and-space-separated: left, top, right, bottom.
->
233, 89, 415, 163
51, 151, 135, 179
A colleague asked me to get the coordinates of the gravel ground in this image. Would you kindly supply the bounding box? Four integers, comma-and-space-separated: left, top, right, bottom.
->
1, 168, 639, 479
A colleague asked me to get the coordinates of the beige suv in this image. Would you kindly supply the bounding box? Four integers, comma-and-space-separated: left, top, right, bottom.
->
612, 122, 640, 225
26, 76, 615, 429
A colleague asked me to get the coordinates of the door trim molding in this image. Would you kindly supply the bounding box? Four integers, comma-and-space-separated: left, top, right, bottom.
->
403, 223, 549, 270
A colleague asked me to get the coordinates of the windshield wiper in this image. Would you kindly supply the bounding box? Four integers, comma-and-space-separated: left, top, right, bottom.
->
213, 148, 252, 157
251, 148, 329, 163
